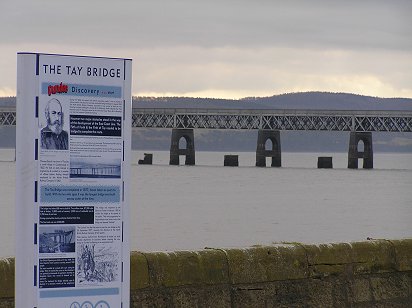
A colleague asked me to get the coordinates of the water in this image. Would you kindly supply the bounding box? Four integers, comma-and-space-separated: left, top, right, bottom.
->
1, 149, 412, 258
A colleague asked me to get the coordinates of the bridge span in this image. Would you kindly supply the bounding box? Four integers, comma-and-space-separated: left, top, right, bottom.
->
0, 107, 16, 126
2, 106, 412, 168
132, 108, 412, 132
132, 108, 412, 168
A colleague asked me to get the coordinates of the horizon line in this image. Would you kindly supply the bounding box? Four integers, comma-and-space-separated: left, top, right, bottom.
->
1, 90, 412, 101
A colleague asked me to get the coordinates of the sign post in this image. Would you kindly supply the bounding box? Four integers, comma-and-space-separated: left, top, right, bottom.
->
16, 53, 131, 308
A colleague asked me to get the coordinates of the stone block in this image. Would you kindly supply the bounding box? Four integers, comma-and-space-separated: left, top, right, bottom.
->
224, 155, 239, 166
225, 244, 308, 284
305, 278, 344, 307
138, 153, 153, 165
317, 157, 333, 168
272, 281, 313, 307
231, 283, 268, 307
130, 252, 150, 290
0, 299, 14, 308
235, 279, 343, 308
0, 258, 14, 298
130, 288, 173, 308
351, 240, 396, 274
391, 239, 412, 271
143, 250, 229, 288
369, 273, 412, 301
351, 277, 372, 303
303, 242, 352, 277
131, 285, 231, 308
171, 285, 231, 308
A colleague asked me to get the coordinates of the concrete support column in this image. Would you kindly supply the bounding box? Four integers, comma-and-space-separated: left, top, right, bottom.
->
256, 130, 281, 167
170, 129, 195, 165
348, 132, 373, 169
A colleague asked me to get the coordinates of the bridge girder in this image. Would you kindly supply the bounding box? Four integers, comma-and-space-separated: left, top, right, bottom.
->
131, 109, 412, 133
2, 108, 412, 132
0, 111, 16, 126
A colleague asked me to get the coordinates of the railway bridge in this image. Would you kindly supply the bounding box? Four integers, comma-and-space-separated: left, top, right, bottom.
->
132, 108, 412, 168
2, 106, 412, 168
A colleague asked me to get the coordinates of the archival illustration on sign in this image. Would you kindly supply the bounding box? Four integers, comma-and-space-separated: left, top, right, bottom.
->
40, 98, 69, 150
39, 226, 75, 253
77, 243, 119, 285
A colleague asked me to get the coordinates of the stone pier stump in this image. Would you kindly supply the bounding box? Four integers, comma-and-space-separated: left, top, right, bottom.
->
256, 130, 281, 167
348, 132, 373, 169
170, 129, 195, 165
224, 155, 239, 166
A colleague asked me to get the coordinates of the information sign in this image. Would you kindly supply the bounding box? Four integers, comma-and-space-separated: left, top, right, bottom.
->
16, 53, 132, 308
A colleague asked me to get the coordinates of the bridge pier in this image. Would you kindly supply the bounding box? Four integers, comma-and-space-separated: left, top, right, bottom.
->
170, 129, 195, 165
348, 132, 373, 169
256, 130, 281, 167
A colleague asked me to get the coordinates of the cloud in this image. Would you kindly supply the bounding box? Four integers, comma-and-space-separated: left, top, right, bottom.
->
0, 87, 14, 97
1, 0, 411, 99
134, 45, 412, 98
1, 43, 411, 99
1, 0, 411, 50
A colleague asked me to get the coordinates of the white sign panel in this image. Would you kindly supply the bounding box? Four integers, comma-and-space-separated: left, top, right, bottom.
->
16, 53, 131, 308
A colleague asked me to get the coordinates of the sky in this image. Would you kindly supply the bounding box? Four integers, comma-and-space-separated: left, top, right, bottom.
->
1, 0, 411, 99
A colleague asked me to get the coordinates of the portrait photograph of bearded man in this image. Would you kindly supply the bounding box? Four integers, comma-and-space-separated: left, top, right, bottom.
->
41, 98, 69, 150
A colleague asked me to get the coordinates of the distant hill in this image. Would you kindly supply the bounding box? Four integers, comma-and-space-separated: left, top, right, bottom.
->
2, 92, 412, 110
2, 92, 412, 152
0, 97, 16, 106
133, 92, 412, 111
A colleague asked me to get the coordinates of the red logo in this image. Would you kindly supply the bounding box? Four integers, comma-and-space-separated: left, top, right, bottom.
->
48, 82, 68, 96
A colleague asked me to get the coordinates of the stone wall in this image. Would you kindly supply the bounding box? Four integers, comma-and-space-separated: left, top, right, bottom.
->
2, 239, 411, 307
0, 257, 14, 308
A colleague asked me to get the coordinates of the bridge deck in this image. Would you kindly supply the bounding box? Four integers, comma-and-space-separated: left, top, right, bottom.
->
132, 108, 412, 132
1, 107, 412, 132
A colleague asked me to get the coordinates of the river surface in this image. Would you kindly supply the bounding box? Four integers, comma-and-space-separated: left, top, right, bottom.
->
1, 149, 412, 258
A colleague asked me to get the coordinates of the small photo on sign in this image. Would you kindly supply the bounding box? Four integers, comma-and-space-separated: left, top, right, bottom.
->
70, 157, 121, 179
39, 226, 75, 253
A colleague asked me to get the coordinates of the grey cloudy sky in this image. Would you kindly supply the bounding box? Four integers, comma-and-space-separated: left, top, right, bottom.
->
1, 0, 411, 98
